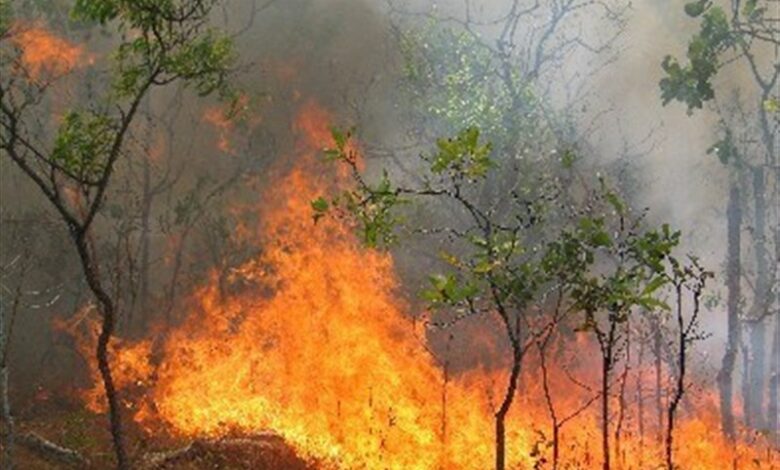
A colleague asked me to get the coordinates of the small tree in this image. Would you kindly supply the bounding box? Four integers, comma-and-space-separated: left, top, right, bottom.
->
662, 256, 711, 470
317, 126, 559, 470
542, 196, 690, 470
318, 126, 691, 469
0, 2, 237, 467
660, 0, 779, 437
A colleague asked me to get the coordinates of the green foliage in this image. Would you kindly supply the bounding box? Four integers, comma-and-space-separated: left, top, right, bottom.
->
316, 128, 406, 248
0, 0, 13, 37
400, 24, 510, 137
110, 22, 234, 99
348, 171, 405, 248
660, 5, 736, 111
542, 187, 687, 333
72, 0, 215, 28
421, 273, 479, 306
315, 120, 705, 395
24, 0, 237, 195
762, 97, 779, 113
706, 128, 740, 165
429, 127, 493, 177
660, 1, 774, 113
166, 31, 234, 96
52, 111, 116, 181
70, 1, 236, 100
398, 21, 558, 160
71, 0, 118, 24
560, 148, 577, 169
311, 197, 329, 222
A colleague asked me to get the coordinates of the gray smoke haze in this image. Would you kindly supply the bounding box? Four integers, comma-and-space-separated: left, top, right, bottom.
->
1, 0, 775, 401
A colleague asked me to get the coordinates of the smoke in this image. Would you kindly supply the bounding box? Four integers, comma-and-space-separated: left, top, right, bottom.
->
1, 0, 773, 422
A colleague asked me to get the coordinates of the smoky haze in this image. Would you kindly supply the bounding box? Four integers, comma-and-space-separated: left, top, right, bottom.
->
0, 0, 776, 452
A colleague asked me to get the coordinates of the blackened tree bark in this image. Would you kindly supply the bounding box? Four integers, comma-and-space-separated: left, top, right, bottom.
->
718, 183, 742, 439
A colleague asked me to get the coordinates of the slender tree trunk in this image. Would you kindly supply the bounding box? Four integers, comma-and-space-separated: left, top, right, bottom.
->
73, 232, 128, 470
666, 285, 685, 470
718, 183, 741, 439
615, 329, 630, 466
0, 302, 14, 470
637, 335, 645, 462
769, 311, 779, 438
653, 319, 663, 441
495, 347, 521, 470
747, 166, 768, 429
741, 338, 752, 428
600, 321, 617, 470
601, 351, 611, 470
538, 336, 560, 470
137, 157, 153, 331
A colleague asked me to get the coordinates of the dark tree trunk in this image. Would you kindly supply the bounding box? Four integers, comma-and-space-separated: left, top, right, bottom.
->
665, 285, 687, 470
495, 347, 521, 470
747, 166, 768, 429
637, 336, 645, 458
0, 302, 14, 469
653, 319, 663, 441
73, 231, 128, 470
769, 311, 779, 438
599, 320, 617, 470
718, 183, 741, 439
601, 351, 611, 470
136, 157, 153, 331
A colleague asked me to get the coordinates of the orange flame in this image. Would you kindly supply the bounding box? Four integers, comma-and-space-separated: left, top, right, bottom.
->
202, 94, 258, 154
10, 23, 85, 81
67, 99, 777, 469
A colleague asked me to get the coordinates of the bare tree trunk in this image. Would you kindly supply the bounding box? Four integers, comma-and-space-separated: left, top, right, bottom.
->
615, 328, 630, 467
601, 351, 611, 470
599, 320, 617, 470
0, 302, 14, 469
495, 347, 521, 470
637, 335, 645, 463
718, 183, 741, 439
666, 284, 688, 470
0, 254, 27, 470
769, 312, 779, 438
747, 166, 768, 430
136, 157, 153, 331
654, 319, 663, 442
73, 232, 129, 470
741, 337, 752, 428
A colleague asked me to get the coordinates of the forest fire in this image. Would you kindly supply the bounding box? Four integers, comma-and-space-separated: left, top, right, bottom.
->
9, 23, 85, 80
1, 2, 777, 468
62, 101, 775, 469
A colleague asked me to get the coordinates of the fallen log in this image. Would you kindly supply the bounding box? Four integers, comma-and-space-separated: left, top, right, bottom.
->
141, 432, 314, 469
15, 431, 91, 468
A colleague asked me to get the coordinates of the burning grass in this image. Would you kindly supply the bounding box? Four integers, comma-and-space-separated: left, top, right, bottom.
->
41, 100, 778, 469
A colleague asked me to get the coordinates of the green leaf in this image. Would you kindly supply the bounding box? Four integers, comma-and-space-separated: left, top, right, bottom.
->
763, 98, 779, 113
561, 148, 576, 169
605, 191, 625, 216
641, 276, 668, 297
684, 0, 708, 17
311, 197, 329, 222
638, 296, 671, 311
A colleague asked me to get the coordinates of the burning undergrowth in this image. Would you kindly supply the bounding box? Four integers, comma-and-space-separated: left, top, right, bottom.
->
52, 98, 777, 469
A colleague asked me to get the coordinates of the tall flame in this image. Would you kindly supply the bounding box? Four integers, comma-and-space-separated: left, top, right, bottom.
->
67, 99, 776, 469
